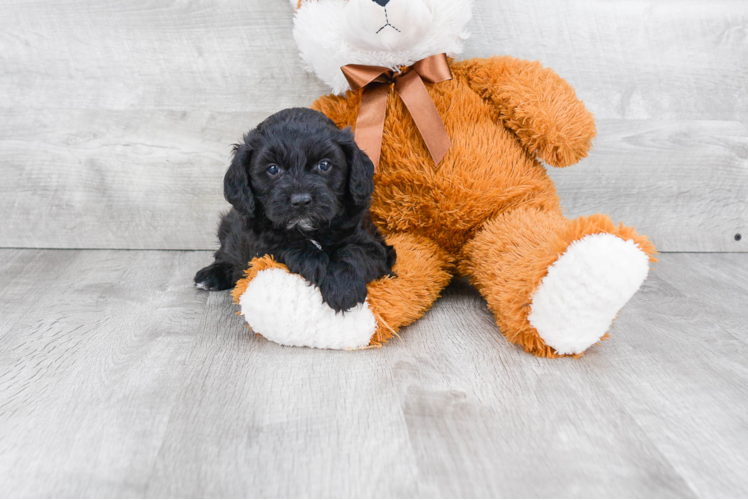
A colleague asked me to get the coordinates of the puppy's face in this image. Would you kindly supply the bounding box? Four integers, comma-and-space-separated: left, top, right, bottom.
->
224, 108, 374, 232
249, 128, 348, 231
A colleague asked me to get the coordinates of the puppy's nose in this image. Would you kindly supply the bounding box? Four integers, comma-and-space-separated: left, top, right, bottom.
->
290, 193, 312, 208
372, 0, 390, 6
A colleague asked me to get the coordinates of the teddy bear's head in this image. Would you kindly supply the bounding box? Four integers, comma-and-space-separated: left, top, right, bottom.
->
290, 0, 472, 94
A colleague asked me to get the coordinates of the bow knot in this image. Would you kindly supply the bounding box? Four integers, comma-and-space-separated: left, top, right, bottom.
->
341, 53, 453, 170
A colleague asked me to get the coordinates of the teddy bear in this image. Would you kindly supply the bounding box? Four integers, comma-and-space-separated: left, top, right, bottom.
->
231, 0, 656, 357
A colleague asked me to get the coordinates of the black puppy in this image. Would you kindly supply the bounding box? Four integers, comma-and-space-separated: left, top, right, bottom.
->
194, 108, 395, 312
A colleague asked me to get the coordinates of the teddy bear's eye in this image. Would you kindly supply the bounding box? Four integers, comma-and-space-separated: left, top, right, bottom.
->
267, 165, 280, 176
317, 160, 332, 172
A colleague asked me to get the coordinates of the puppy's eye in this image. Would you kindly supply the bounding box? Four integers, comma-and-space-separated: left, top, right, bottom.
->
267, 165, 280, 176
317, 160, 331, 172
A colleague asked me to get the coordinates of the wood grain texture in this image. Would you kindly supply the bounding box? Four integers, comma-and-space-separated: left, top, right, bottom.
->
0, 0, 746, 251
0, 110, 745, 251
0, 0, 326, 113
467, 0, 748, 121
547, 119, 748, 252
0, 109, 251, 250
1, 249, 747, 497
0, 250, 207, 497
1, 0, 746, 119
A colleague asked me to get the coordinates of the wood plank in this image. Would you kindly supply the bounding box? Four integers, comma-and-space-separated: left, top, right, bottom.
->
0, 249, 209, 497
144, 317, 420, 498
547, 120, 748, 253
0, 249, 420, 497
0, 111, 744, 251
0, 0, 327, 114
0, 109, 249, 250
383, 280, 698, 498
588, 254, 748, 497
1, 250, 748, 496
379, 257, 748, 497
639, 253, 748, 341
467, 0, 748, 121
1, 0, 746, 120
2, 0, 746, 251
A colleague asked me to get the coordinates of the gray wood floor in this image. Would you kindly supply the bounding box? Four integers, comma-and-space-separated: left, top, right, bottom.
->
1, 250, 747, 498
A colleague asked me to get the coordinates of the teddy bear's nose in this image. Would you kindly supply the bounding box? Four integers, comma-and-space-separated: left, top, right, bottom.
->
372, 0, 390, 6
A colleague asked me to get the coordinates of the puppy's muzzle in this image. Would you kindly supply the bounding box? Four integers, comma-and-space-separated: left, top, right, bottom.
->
290, 193, 312, 208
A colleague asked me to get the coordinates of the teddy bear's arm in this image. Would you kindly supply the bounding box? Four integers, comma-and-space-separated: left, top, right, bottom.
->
461, 56, 597, 167
311, 92, 359, 130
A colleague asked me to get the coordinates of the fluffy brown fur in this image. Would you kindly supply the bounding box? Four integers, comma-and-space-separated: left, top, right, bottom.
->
237, 56, 656, 356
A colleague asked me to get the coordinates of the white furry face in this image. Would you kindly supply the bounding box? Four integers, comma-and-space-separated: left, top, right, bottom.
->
292, 0, 473, 94
343, 0, 433, 52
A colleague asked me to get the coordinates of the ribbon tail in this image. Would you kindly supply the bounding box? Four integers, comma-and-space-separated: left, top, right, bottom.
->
354, 82, 390, 171
395, 71, 451, 166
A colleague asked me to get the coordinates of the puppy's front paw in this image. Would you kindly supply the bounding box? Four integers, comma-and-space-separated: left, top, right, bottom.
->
194, 262, 234, 291
284, 250, 329, 287
319, 270, 368, 313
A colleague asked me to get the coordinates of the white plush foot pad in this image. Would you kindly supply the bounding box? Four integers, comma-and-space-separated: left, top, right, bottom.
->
237, 268, 378, 350
528, 234, 650, 355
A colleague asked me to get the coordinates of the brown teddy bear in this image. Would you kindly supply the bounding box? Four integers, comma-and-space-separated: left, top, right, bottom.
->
232, 0, 656, 357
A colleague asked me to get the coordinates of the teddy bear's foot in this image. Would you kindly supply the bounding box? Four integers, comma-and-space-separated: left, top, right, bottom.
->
527, 233, 650, 355
235, 258, 377, 350
232, 233, 453, 350
460, 209, 657, 357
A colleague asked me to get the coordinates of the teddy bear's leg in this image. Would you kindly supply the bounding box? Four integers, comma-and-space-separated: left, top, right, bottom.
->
366, 233, 454, 343
232, 233, 452, 349
459, 208, 656, 357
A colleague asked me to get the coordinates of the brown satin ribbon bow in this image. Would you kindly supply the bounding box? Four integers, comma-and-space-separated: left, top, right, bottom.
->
341, 53, 453, 170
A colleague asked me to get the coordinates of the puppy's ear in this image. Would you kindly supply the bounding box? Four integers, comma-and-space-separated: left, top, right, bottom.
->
339, 127, 374, 208
223, 140, 255, 218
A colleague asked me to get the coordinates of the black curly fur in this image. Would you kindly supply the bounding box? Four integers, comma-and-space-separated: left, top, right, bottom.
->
194, 108, 396, 312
